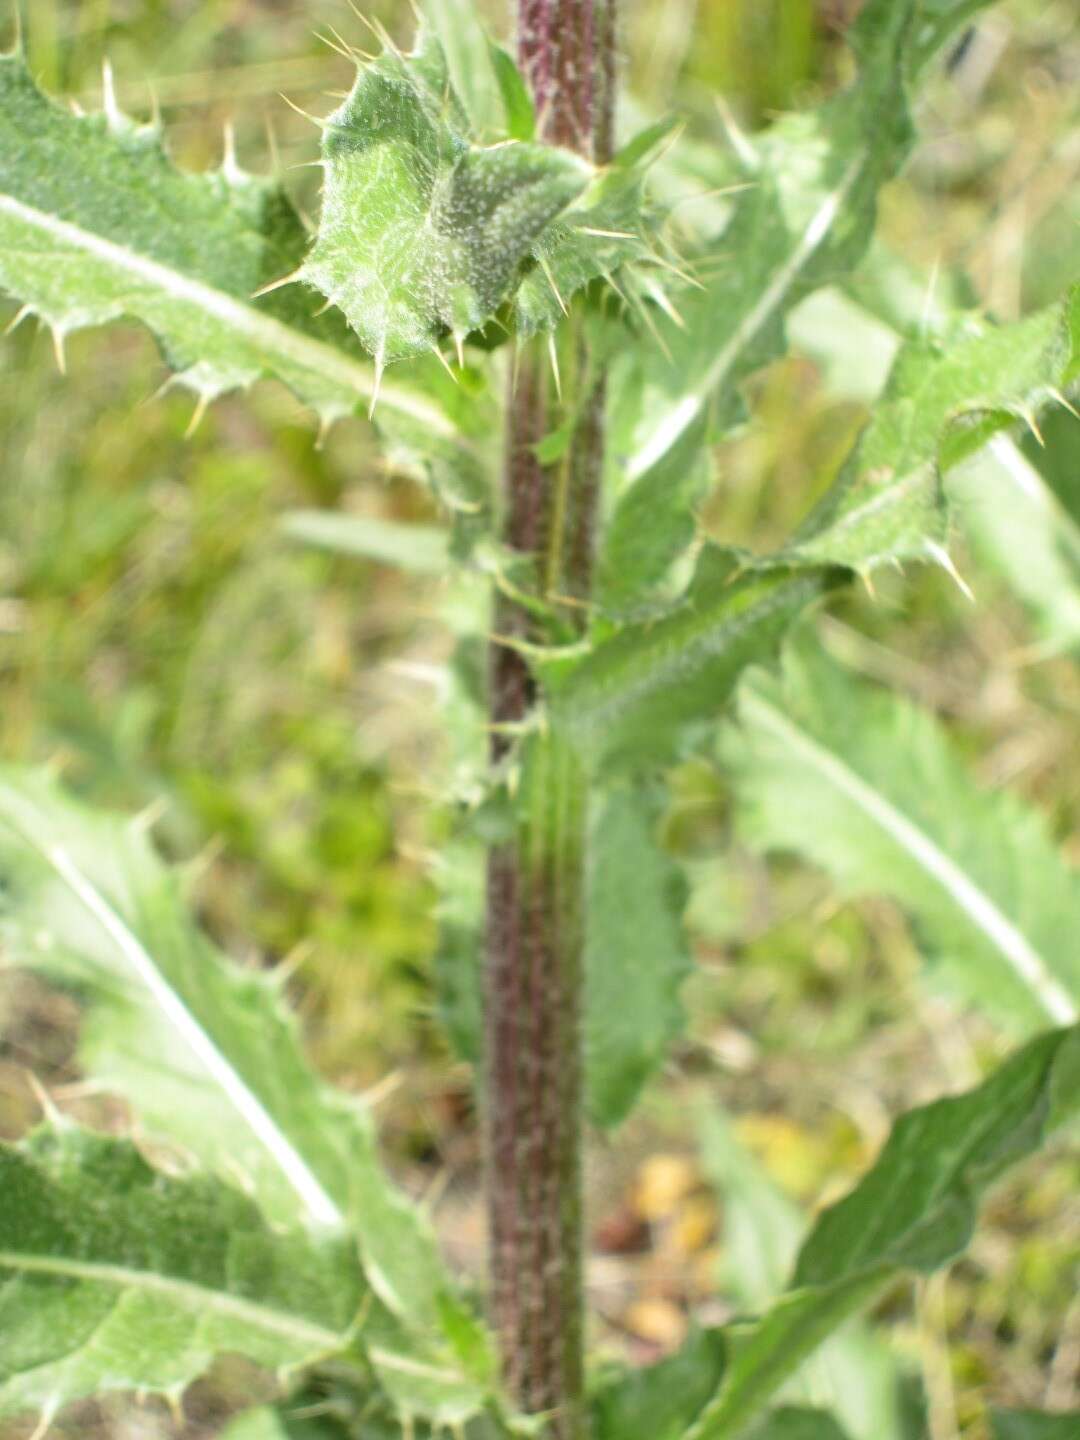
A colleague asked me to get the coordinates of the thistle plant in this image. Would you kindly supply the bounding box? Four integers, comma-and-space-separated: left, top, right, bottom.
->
0, 3, 1078, 1440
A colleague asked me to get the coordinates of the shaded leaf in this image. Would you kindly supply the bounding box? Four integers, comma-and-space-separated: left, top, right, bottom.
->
584, 785, 691, 1127
591, 1328, 726, 1440
720, 640, 1080, 1028
684, 1024, 1080, 1438
0, 1127, 361, 1422
991, 1411, 1080, 1440
744, 1410, 853, 1440
301, 34, 590, 364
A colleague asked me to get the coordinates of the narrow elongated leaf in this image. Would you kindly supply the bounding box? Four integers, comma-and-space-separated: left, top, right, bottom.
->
301, 34, 590, 365
584, 785, 691, 1127
0, 54, 473, 453
684, 1024, 1080, 1439
0, 1126, 361, 1422
281, 510, 450, 574
782, 288, 1080, 573
0, 770, 491, 1425
620, 0, 996, 487
720, 642, 1080, 1028
541, 548, 838, 771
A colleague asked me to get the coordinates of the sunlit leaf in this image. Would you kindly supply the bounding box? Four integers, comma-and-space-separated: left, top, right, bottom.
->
301, 34, 590, 365
281, 510, 450, 574
720, 640, 1080, 1028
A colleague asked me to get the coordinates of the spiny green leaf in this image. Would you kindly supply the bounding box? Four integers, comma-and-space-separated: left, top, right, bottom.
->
0, 769, 492, 1425
0, 50, 485, 512
621, 0, 995, 487
281, 510, 451, 574
301, 33, 590, 365
584, 785, 691, 1127
541, 548, 838, 772
719, 639, 1080, 1028
684, 1024, 1080, 1439
990, 1411, 1080, 1440
780, 287, 1080, 573
0, 1126, 362, 1423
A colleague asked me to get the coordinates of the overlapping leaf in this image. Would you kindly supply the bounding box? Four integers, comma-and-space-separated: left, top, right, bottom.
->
780, 287, 1080, 573
683, 1023, 1080, 1438
720, 641, 1080, 1027
541, 548, 838, 771
0, 50, 492, 524
608, 0, 1002, 525
301, 34, 591, 365
0, 770, 491, 1425
0, 1127, 362, 1422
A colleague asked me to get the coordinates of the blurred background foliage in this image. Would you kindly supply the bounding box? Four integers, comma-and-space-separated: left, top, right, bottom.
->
0, 1, 1078, 1437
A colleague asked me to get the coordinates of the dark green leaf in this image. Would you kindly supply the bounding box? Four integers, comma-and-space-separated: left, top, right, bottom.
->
591, 1328, 726, 1440
991, 1410, 1080, 1440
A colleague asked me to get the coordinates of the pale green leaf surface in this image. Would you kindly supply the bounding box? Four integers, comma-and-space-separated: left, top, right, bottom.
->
0, 54, 463, 438
301, 35, 590, 364
622, 0, 992, 487
950, 436, 1080, 653
0, 770, 491, 1424
685, 1025, 1080, 1438
542, 549, 837, 771
421, 0, 505, 138
719, 642, 1080, 1028
782, 289, 1080, 573
584, 785, 691, 1127
281, 510, 450, 573
0, 1127, 361, 1421
991, 1411, 1080, 1440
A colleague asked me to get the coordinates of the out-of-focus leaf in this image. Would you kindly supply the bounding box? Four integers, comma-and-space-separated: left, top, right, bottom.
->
781, 289, 1080, 573
744, 1410, 853, 1440
951, 435, 1080, 653
0, 1127, 361, 1422
720, 641, 1080, 1028
281, 510, 450, 574
699, 1112, 904, 1440
620, 0, 999, 488
991, 1410, 1080, 1440
301, 34, 590, 364
489, 42, 535, 142
591, 1328, 726, 1440
218, 1408, 353, 1440
684, 1024, 1080, 1438
0, 770, 492, 1426
584, 784, 691, 1127
541, 549, 837, 772
421, 0, 504, 137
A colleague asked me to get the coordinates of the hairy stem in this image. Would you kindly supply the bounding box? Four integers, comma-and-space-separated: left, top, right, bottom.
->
483, 4, 616, 1436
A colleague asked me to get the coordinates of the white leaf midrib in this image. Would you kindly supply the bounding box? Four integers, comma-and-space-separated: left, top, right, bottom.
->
0, 193, 454, 436
5, 810, 342, 1228
740, 689, 1079, 1025
0, 1250, 344, 1352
